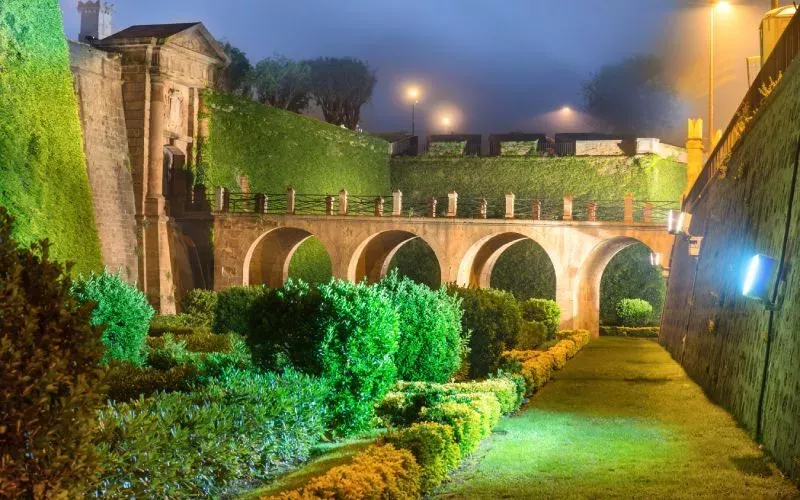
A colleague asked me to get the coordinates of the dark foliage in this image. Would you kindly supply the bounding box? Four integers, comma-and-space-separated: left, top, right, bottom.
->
308, 57, 377, 129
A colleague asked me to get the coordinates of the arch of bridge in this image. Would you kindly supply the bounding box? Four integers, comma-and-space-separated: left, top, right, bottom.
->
213, 214, 674, 336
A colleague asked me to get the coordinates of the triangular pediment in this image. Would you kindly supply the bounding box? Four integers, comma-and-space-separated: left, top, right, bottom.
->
166, 24, 229, 64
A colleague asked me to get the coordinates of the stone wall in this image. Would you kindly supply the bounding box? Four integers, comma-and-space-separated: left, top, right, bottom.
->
70, 42, 138, 282
661, 56, 800, 483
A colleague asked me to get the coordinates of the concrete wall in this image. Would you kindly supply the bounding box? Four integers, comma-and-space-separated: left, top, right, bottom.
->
661, 56, 800, 483
69, 42, 138, 281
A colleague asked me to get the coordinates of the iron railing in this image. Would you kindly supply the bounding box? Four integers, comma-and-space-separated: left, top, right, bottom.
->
686, 9, 800, 207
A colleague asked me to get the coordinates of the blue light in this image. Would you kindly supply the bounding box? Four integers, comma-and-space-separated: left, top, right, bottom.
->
742, 254, 777, 300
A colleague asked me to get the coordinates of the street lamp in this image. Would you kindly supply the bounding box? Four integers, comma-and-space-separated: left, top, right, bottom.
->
709, 0, 732, 148
407, 87, 420, 136
442, 116, 452, 134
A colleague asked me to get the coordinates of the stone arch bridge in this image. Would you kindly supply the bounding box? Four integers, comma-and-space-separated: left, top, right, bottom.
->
195, 190, 676, 336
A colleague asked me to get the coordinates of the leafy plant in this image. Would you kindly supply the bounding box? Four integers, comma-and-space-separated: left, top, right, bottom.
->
448, 286, 522, 379
71, 270, 154, 366
382, 423, 460, 492
95, 368, 329, 497
378, 271, 466, 383
212, 285, 266, 335
181, 289, 218, 327
616, 298, 653, 327
247, 279, 399, 435
521, 298, 561, 338
0, 207, 105, 497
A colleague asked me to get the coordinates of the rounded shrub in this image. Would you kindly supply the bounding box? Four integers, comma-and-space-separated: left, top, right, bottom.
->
212, 285, 266, 335
616, 298, 653, 327
181, 288, 217, 327
71, 269, 154, 366
247, 279, 399, 436
0, 208, 106, 497
378, 271, 466, 383
518, 320, 547, 349
520, 298, 561, 338
382, 422, 460, 492
447, 286, 522, 379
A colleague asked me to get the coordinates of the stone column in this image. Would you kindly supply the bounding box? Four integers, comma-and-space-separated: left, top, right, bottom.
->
142, 78, 176, 313
214, 186, 226, 212
374, 197, 384, 217
563, 195, 573, 221
338, 189, 348, 215
587, 201, 597, 222
624, 193, 634, 223
643, 203, 653, 223
392, 190, 402, 216
479, 198, 488, 219
447, 191, 458, 217
532, 200, 541, 221
685, 118, 705, 198
428, 197, 438, 218
286, 187, 296, 214
325, 195, 334, 215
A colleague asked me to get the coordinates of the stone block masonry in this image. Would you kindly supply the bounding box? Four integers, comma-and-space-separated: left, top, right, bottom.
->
69, 41, 138, 282
660, 54, 800, 483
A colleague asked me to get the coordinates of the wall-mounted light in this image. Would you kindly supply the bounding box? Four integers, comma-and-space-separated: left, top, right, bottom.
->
649, 252, 662, 267
688, 236, 703, 256
667, 210, 692, 235
742, 254, 779, 307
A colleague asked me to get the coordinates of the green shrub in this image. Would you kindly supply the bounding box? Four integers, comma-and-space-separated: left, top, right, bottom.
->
70, 270, 154, 366
443, 377, 523, 415
448, 287, 522, 379
276, 444, 420, 500
248, 279, 399, 436
616, 298, 654, 327
0, 0, 102, 274
382, 422, 460, 492
95, 368, 329, 497
0, 208, 105, 497
213, 285, 266, 335
147, 333, 253, 381
518, 320, 548, 349
147, 330, 232, 353
420, 401, 483, 456
149, 313, 207, 336
521, 298, 561, 338
105, 362, 198, 402
600, 325, 659, 338
378, 271, 466, 382
181, 289, 217, 327
503, 330, 591, 396
377, 383, 461, 427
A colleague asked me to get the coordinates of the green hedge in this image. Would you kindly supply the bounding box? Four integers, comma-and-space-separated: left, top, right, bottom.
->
616, 298, 654, 326
382, 422, 460, 493
520, 298, 561, 338
199, 91, 390, 195
601, 244, 666, 324
0, 0, 102, 274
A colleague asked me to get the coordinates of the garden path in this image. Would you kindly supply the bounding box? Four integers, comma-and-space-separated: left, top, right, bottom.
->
433, 337, 799, 499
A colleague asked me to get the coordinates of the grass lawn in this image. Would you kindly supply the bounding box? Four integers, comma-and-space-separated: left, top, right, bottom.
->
434, 337, 799, 499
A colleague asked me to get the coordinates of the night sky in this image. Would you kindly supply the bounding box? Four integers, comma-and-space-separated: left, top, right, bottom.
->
59, 0, 769, 144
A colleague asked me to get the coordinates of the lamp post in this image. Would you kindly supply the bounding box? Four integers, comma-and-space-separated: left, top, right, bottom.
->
407, 87, 420, 136
442, 116, 452, 134
709, 0, 732, 148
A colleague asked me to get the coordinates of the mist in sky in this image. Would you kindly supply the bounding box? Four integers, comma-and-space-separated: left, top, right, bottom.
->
59, 0, 769, 143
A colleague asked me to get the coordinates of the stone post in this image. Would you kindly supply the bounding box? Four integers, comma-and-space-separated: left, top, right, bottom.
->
375, 197, 385, 217
338, 189, 348, 215
563, 195, 573, 221
624, 193, 634, 223
447, 191, 458, 217
255, 193, 266, 214
325, 195, 334, 215
587, 201, 597, 222
505, 192, 515, 219
479, 198, 488, 219
685, 118, 705, 198
194, 184, 207, 211
392, 190, 402, 216
428, 197, 438, 218
287, 187, 296, 215
214, 186, 226, 212
532, 200, 541, 221
643, 202, 653, 223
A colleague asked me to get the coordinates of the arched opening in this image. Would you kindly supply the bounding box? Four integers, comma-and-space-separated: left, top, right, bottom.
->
576, 236, 660, 335
386, 238, 441, 289
287, 236, 333, 284
457, 233, 557, 292
599, 243, 665, 326
490, 239, 557, 300
244, 227, 332, 287
350, 230, 442, 285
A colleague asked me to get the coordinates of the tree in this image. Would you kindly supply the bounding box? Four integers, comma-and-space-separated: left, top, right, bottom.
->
251, 54, 312, 113
582, 55, 680, 137
217, 42, 253, 96
308, 57, 377, 129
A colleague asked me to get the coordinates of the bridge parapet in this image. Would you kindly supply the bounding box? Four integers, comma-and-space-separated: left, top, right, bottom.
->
189, 185, 678, 223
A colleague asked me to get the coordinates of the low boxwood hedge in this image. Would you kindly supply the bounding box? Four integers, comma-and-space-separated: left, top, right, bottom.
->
503, 330, 590, 396
600, 325, 659, 338
382, 422, 460, 492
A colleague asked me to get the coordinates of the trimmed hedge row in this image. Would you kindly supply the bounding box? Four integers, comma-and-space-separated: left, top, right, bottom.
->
600, 325, 660, 338
273, 444, 421, 500
503, 330, 591, 396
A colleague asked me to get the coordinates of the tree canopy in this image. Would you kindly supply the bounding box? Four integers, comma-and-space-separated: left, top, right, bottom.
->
217, 42, 253, 96
582, 55, 680, 138
251, 54, 312, 113
308, 57, 377, 129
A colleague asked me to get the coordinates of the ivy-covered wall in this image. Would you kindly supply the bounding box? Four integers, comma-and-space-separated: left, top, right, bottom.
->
199, 91, 391, 195
0, 0, 102, 274
389, 154, 684, 320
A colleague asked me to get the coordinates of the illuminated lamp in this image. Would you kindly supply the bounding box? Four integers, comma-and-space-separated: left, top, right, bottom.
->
667, 210, 693, 235
742, 254, 778, 302
649, 252, 662, 267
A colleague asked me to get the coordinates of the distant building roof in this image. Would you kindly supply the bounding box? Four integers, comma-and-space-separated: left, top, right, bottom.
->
101, 22, 202, 41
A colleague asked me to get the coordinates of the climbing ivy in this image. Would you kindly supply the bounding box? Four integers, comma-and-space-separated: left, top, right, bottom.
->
0, 0, 102, 274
